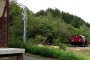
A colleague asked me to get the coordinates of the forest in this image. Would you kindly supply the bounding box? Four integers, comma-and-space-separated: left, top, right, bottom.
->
9, 1, 90, 47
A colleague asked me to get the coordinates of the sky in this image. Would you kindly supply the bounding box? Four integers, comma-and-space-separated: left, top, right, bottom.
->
17, 0, 90, 23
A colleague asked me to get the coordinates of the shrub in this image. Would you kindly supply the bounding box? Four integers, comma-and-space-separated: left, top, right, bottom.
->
59, 43, 66, 50
35, 35, 47, 44
25, 44, 86, 60
53, 38, 60, 46
8, 39, 86, 60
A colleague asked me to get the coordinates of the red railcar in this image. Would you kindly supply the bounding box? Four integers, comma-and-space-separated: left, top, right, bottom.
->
70, 35, 88, 46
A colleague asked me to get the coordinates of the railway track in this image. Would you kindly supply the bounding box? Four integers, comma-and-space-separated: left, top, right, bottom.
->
67, 45, 90, 51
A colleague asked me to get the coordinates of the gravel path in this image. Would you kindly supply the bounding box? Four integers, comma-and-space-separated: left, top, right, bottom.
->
23, 54, 58, 60
0, 53, 58, 60
23, 55, 44, 60
67, 45, 90, 51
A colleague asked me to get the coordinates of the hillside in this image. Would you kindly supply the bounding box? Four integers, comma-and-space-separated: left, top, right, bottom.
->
9, 1, 90, 46
8, 1, 90, 60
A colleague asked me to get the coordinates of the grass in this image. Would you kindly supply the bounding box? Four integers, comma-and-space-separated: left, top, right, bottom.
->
25, 44, 86, 60
24, 53, 59, 60
8, 40, 87, 60
69, 50, 90, 60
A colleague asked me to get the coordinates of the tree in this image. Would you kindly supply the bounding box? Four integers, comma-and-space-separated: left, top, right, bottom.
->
9, 2, 90, 45
46, 8, 61, 17
46, 11, 53, 19
35, 10, 46, 16
54, 8, 61, 17
61, 12, 73, 24
70, 16, 81, 28
9, 1, 23, 36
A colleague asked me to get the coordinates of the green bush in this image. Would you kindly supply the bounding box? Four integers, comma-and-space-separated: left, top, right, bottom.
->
59, 43, 66, 50
9, 39, 86, 60
35, 35, 47, 44
53, 38, 60, 46
25, 44, 86, 60
9, 39, 26, 48
8, 35, 26, 48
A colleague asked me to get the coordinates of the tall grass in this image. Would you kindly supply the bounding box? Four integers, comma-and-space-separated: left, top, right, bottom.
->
25, 44, 86, 60
9, 39, 86, 60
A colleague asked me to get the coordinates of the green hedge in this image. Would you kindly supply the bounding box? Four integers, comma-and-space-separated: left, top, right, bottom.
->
25, 44, 86, 60
9, 40, 86, 60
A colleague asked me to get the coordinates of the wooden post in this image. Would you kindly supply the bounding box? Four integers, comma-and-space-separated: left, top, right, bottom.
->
16, 53, 23, 60
0, 0, 9, 47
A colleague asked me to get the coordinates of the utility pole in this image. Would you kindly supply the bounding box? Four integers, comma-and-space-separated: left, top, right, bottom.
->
22, 5, 27, 44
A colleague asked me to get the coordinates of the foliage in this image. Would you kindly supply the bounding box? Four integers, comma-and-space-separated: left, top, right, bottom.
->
59, 43, 66, 50
20, 41, 87, 60
9, 1, 90, 46
9, 40, 86, 60
9, 38, 86, 59
53, 38, 60, 46
35, 10, 46, 16
8, 2, 90, 60
61, 11, 73, 24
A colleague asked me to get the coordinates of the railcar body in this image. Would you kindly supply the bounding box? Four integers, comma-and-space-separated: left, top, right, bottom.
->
70, 35, 88, 46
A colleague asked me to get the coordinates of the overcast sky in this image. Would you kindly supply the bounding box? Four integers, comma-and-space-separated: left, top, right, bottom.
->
17, 0, 90, 23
